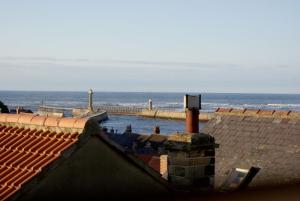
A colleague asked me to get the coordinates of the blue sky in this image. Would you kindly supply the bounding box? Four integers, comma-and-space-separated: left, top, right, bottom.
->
0, 0, 299, 93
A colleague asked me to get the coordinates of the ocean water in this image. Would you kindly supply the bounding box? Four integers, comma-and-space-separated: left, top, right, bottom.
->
1, 91, 300, 134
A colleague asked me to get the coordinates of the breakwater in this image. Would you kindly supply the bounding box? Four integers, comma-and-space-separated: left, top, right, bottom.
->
96, 106, 213, 121
138, 109, 213, 122
37, 105, 213, 121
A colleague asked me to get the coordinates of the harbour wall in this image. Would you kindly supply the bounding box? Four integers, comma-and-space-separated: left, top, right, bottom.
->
138, 110, 213, 122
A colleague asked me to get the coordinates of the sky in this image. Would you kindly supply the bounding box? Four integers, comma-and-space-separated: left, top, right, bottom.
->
0, 0, 299, 93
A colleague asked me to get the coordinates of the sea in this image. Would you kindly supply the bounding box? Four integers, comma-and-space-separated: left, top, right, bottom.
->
1, 91, 300, 135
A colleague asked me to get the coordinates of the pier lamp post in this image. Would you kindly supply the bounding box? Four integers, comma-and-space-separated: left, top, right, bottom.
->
88, 89, 94, 112
148, 99, 153, 111
184, 94, 201, 133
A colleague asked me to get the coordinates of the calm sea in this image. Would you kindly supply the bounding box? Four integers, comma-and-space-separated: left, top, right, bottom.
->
1, 91, 300, 134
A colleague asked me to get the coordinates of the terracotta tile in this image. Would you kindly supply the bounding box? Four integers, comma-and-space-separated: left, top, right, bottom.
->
18, 154, 40, 169
272, 110, 291, 119
30, 155, 55, 171
3, 152, 24, 167
243, 109, 259, 115
44, 140, 65, 155
6, 170, 29, 187
23, 137, 42, 152
258, 109, 275, 116
15, 127, 25, 134
51, 140, 74, 155
3, 135, 24, 149
11, 136, 33, 151
44, 117, 60, 127
30, 138, 51, 153
216, 108, 232, 113
0, 167, 12, 179
289, 111, 300, 119
58, 118, 77, 128
30, 116, 47, 126
6, 114, 21, 123
13, 170, 36, 188
18, 114, 36, 125
26, 155, 48, 171
0, 186, 18, 201
1, 169, 22, 186
73, 118, 88, 129
40, 130, 51, 137
0, 152, 15, 164
0, 114, 9, 123
0, 125, 7, 131
69, 132, 79, 139
15, 136, 35, 151
11, 154, 32, 168
0, 122, 79, 200
230, 109, 246, 114
3, 126, 13, 133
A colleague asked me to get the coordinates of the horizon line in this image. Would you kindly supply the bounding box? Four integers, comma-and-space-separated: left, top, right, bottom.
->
0, 89, 299, 95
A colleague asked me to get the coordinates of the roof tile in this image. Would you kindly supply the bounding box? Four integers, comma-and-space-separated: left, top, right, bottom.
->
289, 112, 300, 119
258, 110, 275, 116
214, 108, 300, 120
30, 116, 47, 126
6, 114, 21, 123
73, 118, 88, 129
273, 110, 291, 118
58, 118, 77, 128
18, 114, 36, 125
0, 124, 80, 201
0, 114, 9, 122
44, 117, 60, 127
216, 108, 232, 113
243, 109, 259, 115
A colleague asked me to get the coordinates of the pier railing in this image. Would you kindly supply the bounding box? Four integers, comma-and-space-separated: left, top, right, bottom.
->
38, 105, 73, 112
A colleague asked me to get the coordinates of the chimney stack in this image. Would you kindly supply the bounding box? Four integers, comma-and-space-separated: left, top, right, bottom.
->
184, 94, 201, 133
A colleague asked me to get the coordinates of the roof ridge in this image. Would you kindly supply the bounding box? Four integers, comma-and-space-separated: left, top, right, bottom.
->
215, 108, 300, 120
0, 114, 88, 132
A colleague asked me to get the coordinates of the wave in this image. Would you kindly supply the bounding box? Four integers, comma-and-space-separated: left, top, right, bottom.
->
267, 103, 300, 107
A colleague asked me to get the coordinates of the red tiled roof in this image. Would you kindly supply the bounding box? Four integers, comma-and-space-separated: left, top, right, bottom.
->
0, 114, 88, 201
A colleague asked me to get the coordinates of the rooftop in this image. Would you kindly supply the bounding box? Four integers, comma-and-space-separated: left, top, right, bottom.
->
202, 108, 300, 187
0, 114, 87, 201
0, 113, 171, 201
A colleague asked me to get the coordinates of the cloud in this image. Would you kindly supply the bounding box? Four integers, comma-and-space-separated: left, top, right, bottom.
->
0, 56, 298, 71
0, 56, 238, 70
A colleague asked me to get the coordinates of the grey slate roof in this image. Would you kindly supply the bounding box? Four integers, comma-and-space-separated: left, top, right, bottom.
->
201, 108, 300, 188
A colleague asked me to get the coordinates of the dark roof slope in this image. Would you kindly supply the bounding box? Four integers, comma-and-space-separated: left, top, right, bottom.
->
18, 135, 170, 201
201, 108, 300, 187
